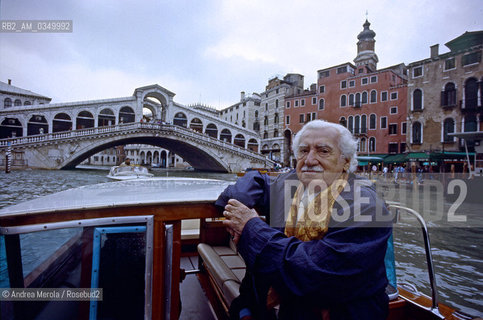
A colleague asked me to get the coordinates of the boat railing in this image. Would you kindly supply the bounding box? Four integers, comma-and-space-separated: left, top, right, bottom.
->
386, 201, 444, 319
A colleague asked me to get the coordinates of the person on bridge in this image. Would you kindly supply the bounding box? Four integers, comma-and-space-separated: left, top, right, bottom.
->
119, 158, 132, 166
217, 120, 392, 320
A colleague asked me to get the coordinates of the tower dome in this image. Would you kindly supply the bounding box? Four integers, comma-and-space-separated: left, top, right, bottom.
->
357, 19, 376, 41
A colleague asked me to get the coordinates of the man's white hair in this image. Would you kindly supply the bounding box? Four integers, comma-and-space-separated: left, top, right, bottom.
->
292, 120, 358, 173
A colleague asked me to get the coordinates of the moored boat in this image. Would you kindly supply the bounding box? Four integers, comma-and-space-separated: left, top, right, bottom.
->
106, 165, 154, 180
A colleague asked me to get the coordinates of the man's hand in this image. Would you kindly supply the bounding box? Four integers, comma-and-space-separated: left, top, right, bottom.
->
222, 199, 259, 245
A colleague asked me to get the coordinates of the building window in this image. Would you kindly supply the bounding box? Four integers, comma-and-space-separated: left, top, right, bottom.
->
274, 129, 279, 137
276, 88, 279, 94
349, 80, 355, 88
390, 106, 398, 114
4, 98, 12, 107
312, 97, 316, 105
14, 99, 21, 106
354, 115, 360, 134
369, 137, 376, 152
388, 143, 398, 154
380, 117, 387, 129
319, 99, 325, 110
413, 66, 423, 78
306, 113, 312, 122
24, 101, 32, 106
299, 114, 305, 123
341, 80, 347, 89
274, 113, 279, 124
337, 66, 347, 74
381, 91, 388, 102
370, 90, 377, 103
464, 115, 477, 132
443, 118, 455, 142
413, 89, 423, 111
263, 131, 268, 139
319, 70, 330, 78
295, 100, 299, 107
255, 110, 259, 118
301, 99, 305, 106
362, 91, 368, 104
370, 75, 377, 83
462, 51, 481, 66
286, 101, 290, 108
390, 92, 398, 100
402, 122, 407, 135
441, 82, 457, 107
349, 94, 354, 106
400, 142, 406, 153
319, 85, 325, 93
286, 115, 290, 125
348, 116, 354, 133
265, 103, 268, 111
369, 114, 376, 130
361, 77, 368, 85
312, 112, 316, 120
275, 99, 279, 108
464, 78, 478, 109
355, 93, 361, 107
389, 124, 398, 135
360, 138, 366, 152
444, 57, 455, 71
264, 116, 268, 126
412, 122, 422, 144
361, 115, 367, 134
340, 95, 347, 107
340, 117, 347, 127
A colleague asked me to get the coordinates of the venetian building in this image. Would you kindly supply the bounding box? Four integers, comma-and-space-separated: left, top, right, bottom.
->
407, 31, 482, 171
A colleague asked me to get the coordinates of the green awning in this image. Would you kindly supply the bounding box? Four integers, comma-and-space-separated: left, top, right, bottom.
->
406, 152, 430, 161
358, 161, 369, 166
430, 151, 475, 161
383, 154, 407, 163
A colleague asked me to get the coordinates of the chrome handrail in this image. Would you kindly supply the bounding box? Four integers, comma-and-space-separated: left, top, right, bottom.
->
386, 201, 444, 319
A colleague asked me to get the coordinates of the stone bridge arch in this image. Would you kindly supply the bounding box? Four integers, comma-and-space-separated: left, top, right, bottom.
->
62, 133, 232, 172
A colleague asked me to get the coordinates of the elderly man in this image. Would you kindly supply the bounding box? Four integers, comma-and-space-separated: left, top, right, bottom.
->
216, 120, 392, 320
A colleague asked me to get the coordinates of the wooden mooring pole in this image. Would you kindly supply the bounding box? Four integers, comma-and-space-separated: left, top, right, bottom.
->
5, 142, 12, 173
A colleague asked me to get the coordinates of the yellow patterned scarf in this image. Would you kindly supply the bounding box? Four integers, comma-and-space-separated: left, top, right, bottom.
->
284, 172, 349, 241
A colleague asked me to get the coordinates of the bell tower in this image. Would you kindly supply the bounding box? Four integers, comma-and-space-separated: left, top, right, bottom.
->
354, 19, 379, 72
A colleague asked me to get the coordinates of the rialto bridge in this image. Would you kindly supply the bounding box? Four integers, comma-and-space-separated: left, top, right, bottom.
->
0, 84, 272, 172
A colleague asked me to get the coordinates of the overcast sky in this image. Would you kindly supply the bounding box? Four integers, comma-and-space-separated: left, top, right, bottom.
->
0, 0, 482, 109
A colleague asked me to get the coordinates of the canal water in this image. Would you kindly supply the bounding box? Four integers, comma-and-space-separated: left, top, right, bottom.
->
0, 168, 481, 316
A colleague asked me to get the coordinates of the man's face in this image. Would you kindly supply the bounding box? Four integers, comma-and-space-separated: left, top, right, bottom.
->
295, 127, 348, 186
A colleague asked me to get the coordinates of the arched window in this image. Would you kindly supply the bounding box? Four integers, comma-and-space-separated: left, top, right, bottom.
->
14, 99, 22, 106
369, 114, 376, 129
234, 134, 245, 148
413, 89, 422, 111
275, 99, 279, 108
205, 123, 218, 138
263, 131, 268, 139
273, 129, 279, 137
220, 128, 232, 143
27, 115, 48, 136
362, 91, 368, 104
355, 93, 361, 107
53, 113, 72, 132
98, 108, 115, 127
340, 95, 347, 107
264, 116, 268, 126
441, 82, 456, 107
370, 90, 377, 103
247, 138, 258, 152
4, 98, 12, 108
189, 118, 203, 132
24, 101, 32, 106
354, 115, 360, 134
0, 117, 23, 138
173, 112, 187, 127
274, 113, 279, 124
319, 99, 325, 110
253, 121, 260, 131
360, 138, 366, 152
361, 115, 367, 133
76, 111, 94, 129
119, 106, 135, 123
443, 118, 455, 142
464, 78, 478, 109
348, 116, 354, 133
255, 110, 259, 118
339, 117, 347, 127
349, 94, 354, 106
369, 137, 376, 152
412, 122, 422, 144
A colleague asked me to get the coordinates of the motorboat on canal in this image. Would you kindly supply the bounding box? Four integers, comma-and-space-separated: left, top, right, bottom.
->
106, 165, 154, 180
0, 177, 480, 319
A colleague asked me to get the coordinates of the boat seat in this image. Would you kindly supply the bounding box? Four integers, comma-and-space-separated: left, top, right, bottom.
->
197, 240, 246, 306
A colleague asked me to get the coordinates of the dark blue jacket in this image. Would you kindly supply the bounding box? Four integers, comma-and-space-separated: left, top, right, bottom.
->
216, 170, 392, 320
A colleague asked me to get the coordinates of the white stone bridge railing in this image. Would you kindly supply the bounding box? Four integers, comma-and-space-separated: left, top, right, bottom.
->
0, 123, 273, 164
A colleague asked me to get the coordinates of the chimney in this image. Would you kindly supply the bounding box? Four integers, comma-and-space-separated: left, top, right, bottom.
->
430, 44, 439, 59
240, 91, 245, 101
8, 79, 12, 85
